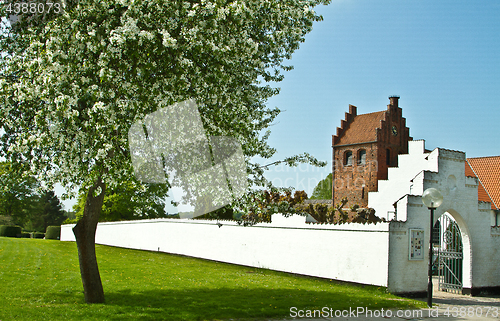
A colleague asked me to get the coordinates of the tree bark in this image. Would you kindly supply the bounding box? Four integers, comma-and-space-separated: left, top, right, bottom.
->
73, 177, 106, 303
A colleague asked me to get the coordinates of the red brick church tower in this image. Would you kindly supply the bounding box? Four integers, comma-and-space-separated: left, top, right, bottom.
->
332, 96, 411, 208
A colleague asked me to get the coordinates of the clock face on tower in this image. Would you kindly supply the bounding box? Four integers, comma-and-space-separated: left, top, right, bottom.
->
391, 125, 398, 136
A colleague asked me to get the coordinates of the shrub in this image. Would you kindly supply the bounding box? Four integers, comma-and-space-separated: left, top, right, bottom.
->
33, 232, 45, 239
20, 232, 31, 238
0, 225, 22, 237
45, 226, 61, 240
295, 197, 384, 224
63, 218, 79, 224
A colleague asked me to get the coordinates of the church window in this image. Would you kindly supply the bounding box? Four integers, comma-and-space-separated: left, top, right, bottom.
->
358, 149, 366, 165
386, 148, 391, 165
344, 151, 353, 166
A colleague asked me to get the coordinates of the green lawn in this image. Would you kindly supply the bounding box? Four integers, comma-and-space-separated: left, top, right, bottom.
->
0, 237, 426, 320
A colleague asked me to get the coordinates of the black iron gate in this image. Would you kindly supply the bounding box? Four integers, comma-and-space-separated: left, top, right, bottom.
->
434, 213, 463, 293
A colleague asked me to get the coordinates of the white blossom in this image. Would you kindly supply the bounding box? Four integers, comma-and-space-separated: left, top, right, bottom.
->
139, 30, 154, 40
160, 29, 177, 48
1, 0, 329, 195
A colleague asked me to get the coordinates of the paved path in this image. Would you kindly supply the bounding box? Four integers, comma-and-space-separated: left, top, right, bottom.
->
419, 290, 500, 320
261, 290, 500, 321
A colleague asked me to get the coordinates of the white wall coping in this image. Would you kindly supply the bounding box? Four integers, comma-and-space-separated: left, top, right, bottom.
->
62, 214, 390, 233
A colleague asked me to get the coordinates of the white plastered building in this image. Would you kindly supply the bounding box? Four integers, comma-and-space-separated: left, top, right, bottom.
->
369, 140, 500, 295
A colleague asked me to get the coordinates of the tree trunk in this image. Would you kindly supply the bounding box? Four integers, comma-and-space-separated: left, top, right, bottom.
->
73, 177, 106, 303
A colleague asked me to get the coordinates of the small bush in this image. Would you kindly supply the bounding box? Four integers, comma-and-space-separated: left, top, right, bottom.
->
33, 232, 45, 239
20, 232, 31, 238
63, 218, 79, 224
0, 225, 22, 237
45, 226, 61, 240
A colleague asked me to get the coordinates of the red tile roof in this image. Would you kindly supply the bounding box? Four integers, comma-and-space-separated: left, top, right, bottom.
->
464, 161, 475, 177
335, 111, 386, 145
465, 161, 494, 209
466, 157, 500, 210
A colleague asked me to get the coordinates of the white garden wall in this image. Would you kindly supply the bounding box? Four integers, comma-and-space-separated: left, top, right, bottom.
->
61, 215, 391, 287
61, 140, 500, 295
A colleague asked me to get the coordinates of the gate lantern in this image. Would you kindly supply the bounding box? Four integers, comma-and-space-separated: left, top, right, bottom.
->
422, 188, 443, 308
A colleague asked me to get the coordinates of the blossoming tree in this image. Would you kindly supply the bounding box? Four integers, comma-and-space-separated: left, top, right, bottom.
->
0, 0, 329, 303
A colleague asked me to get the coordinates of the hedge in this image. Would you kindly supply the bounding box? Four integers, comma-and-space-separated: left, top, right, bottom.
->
33, 232, 45, 239
0, 225, 22, 237
45, 226, 61, 240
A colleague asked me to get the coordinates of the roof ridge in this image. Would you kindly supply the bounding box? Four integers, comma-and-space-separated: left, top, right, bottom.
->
467, 155, 500, 160
357, 110, 386, 117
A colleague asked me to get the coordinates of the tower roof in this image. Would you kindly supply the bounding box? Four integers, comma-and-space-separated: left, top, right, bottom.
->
332, 96, 410, 147
334, 111, 386, 146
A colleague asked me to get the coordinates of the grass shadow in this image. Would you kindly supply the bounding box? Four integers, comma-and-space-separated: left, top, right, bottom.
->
50, 286, 419, 321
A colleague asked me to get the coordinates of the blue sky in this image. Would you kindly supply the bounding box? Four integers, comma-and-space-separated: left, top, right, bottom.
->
259, 0, 500, 197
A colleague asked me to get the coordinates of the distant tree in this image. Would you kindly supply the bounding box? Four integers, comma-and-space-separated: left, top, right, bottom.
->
194, 204, 235, 221
310, 173, 332, 200
239, 190, 308, 225
0, 214, 13, 226
72, 180, 170, 222
0, 162, 65, 231
36, 190, 67, 231
0, 162, 40, 227
64, 210, 77, 220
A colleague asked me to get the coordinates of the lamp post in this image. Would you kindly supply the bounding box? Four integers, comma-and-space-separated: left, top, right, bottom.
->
422, 188, 443, 308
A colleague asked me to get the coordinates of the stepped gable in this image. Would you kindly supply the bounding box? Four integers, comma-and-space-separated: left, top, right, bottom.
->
467, 156, 500, 210
333, 110, 386, 146
332, 104, 357, 145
